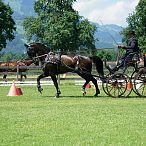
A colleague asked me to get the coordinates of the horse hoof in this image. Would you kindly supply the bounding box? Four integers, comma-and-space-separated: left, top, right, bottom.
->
94, 94, 98, 97
4, 79, 7, 82
82, 92, 86, 96
38, 88, 43, 94
55, 94, 60, 98
55, 91, 61, 98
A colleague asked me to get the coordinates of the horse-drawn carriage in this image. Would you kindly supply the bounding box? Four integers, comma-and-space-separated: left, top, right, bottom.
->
25, 43, 146, 98
103, 52, 146, 97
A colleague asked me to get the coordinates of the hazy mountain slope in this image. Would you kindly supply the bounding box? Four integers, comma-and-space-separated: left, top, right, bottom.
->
95, 24, 123, 48
4, 0, 35, 19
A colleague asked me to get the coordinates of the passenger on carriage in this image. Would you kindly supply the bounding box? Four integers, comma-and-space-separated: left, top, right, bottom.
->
108, 30, 140, 73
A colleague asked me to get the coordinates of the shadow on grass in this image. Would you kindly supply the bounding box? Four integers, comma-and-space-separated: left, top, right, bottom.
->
104, 95, 146, 99
121, 95, 146, 98
41, 95, 110, 98
39, 91, 146, 99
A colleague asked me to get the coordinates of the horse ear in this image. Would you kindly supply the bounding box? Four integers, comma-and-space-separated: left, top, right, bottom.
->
24, 43, 29, 48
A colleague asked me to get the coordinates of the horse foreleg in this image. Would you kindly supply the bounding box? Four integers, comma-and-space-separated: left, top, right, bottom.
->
37, 74, 48, 94
51, 75, 61, 98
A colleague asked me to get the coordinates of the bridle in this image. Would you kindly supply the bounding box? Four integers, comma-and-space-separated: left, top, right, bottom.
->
32, 54, 48, 60
31, 53, 48, 64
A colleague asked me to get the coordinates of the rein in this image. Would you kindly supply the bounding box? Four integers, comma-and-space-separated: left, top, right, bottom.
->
32, 54, 48, 59
61, 60, 105, 80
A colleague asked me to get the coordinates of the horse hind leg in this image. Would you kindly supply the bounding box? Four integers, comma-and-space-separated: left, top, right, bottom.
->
82, 75, 100, 97
91, 77, 100, 96
81, 80, 90, 96
77, 73, 90, 96
51, 75, 61, 98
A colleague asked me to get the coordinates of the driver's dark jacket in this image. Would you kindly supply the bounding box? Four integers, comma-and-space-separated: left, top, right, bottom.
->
120, 36, 139, 64
126, 36, 139, 53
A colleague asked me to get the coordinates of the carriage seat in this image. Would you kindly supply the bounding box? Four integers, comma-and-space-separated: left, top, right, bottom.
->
124, 52, 140, 67
106, 52, 140, 74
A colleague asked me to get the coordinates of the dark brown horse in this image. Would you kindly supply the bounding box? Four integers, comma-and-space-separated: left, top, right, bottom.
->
25, 43, 104, 97
0, 59, 33, 81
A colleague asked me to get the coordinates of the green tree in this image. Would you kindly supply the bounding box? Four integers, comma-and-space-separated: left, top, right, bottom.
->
23, 0, 97, 52
0, 52, 26, 61
0, 0, 16, 51
122, 0, 146, 53
95, 49, 117, 61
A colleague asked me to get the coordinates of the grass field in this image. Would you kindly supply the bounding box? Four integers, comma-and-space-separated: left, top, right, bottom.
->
0, 81, 146, 146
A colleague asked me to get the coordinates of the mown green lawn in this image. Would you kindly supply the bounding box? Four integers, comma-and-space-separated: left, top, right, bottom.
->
0, 82, 146, 146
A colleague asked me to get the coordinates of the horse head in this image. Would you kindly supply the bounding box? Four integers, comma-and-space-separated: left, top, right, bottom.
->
24, 42, 50, 64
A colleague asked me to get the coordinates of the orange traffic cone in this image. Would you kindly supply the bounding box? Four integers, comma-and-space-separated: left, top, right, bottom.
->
86, 83, 91, 88
16, 88, 23, 95
7, 81, 23, 96
127, 80, 132, 90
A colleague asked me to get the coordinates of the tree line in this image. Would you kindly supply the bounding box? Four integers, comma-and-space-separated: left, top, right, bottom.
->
0, 0, 145, 60
0, 49, 117, 62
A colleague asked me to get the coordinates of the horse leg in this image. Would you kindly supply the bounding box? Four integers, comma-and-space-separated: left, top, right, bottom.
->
81, 80, 90, 96
20, 74, 23, 81
79, 73, 100, 97
23, 74, 27, 80
3, 74, 7, 82
91, 76, 100, 96
77, 72, 91, 96
21, 74, 27, 81
37, 74, 48, 94
51, 75, 61, 98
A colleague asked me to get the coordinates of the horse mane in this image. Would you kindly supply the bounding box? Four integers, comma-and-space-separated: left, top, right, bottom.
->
35, 43, 50, 52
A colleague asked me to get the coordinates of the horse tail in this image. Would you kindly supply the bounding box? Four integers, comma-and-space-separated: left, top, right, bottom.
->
90, 56, 104, 77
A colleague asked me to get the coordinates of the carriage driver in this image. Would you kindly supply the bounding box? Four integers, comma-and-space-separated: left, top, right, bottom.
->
108, 30, 140, 73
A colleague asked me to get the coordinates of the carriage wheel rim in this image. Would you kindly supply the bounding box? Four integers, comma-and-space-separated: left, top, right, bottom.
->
105, 73, 132, 98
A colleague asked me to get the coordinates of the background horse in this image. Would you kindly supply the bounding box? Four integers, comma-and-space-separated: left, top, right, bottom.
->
0, 59, 33, 81
25, 43, 104, 97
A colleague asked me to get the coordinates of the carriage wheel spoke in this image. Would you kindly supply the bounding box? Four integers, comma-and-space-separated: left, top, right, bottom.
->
134, 69, 146, 96
106, 73, 131, 97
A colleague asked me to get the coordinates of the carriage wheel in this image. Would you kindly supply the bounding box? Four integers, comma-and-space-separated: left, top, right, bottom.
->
105, 73, 132, 98
131, 67, 144, 95
133, 68, 146, 97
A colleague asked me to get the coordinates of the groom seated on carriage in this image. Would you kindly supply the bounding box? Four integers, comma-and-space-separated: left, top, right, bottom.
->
107, 30, 140, 73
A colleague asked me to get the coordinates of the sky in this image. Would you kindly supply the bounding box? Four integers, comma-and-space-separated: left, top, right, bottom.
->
73, 0, 139, 26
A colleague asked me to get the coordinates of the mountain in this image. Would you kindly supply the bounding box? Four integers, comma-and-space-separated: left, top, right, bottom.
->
3, 0, 123, 53
3, 0, 36, 53
4, 0, 36, 19
94, 23, 123, 48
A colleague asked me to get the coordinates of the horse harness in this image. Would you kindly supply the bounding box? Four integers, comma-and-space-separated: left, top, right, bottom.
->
43, 52, 62, 73
42, 52, 91, 75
